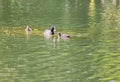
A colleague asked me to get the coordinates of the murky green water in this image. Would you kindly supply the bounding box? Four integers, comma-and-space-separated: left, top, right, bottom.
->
0, 0, 120, 82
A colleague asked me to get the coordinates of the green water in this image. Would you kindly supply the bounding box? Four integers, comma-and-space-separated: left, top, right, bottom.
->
0, 0, 120, 82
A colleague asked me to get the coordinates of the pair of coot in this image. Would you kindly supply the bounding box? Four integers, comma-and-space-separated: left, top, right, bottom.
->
44, 26, 70, 39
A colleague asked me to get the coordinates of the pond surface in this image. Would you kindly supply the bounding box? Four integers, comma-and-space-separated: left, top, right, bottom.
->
0, 0, 120, 82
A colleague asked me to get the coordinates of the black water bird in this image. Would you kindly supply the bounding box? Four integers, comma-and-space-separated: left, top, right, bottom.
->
44, 26, 56, 38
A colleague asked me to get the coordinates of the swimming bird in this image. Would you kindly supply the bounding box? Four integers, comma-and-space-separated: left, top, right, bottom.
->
44, 26, 56, 38
57, 32, 70, 40
25, 26, 32, 33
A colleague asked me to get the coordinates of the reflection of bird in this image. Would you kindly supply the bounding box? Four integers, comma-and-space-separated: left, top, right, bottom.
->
57, 32, 70, 39
44, 26, 56, 38
25, 26, 32, 33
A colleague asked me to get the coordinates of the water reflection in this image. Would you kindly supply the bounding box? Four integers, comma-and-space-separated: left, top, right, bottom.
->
0, 0, 12, 25
88, 0, 96, 29
101, 0, 120, 7
89, 0, 95, 17
0, 0, 120, 82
